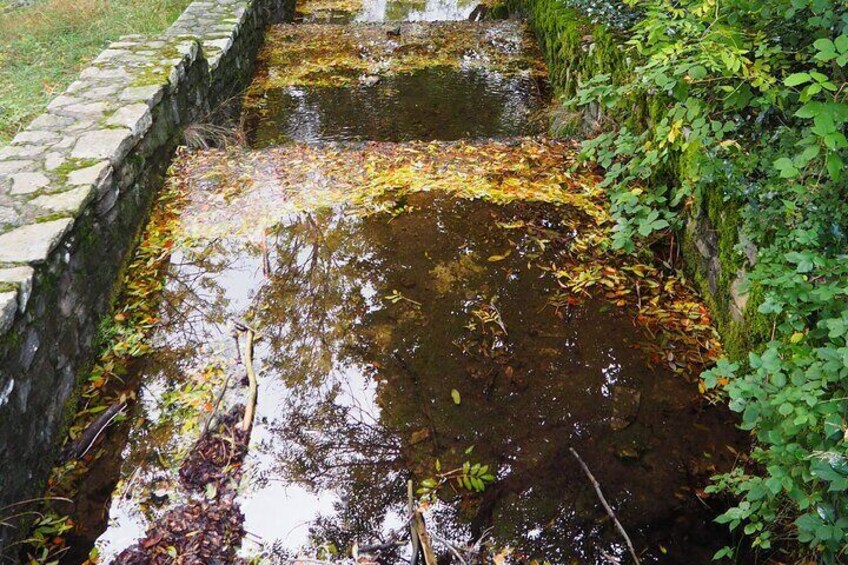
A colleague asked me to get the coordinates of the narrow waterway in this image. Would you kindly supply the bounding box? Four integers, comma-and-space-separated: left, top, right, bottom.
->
48, 1, 746, 563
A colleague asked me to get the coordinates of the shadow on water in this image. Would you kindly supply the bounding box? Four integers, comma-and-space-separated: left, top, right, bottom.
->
73, 193, 744, 564
244, 67, 548, 147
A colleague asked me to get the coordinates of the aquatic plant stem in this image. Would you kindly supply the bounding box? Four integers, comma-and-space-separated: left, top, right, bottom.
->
241, 329, 258, 433
569, 447, 641, 564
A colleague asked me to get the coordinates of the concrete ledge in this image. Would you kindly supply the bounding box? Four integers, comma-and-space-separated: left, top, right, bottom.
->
0, 0, 294, 543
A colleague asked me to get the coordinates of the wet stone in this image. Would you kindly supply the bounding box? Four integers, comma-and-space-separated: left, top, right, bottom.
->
610, 385, 642, 431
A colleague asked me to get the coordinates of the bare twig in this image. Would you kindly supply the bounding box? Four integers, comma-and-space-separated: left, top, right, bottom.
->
203, 370, 234, 436
428, 530, 468, 565
569, 447, 641, 565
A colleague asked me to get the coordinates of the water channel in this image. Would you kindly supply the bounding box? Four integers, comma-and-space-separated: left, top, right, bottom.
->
47, 0, 747, 563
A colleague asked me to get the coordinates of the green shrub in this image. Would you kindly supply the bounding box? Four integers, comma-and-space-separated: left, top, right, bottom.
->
561, 0, 848, 559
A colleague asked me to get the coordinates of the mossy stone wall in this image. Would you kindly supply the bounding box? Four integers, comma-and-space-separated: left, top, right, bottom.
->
512, 0, 765, 360
0, 0, 295, 547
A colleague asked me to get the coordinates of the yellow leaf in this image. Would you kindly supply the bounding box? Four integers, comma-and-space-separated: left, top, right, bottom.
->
488, 250, 512, 262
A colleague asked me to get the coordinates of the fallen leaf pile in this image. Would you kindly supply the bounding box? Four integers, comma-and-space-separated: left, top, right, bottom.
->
114, 408, 249, 565
172, 137, 723, 378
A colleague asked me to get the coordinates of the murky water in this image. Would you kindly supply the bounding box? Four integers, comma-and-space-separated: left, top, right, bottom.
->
48, 0, 748, 562
75, 194, 741, 564
242, 22, 548, 146
244, 67, 546, 146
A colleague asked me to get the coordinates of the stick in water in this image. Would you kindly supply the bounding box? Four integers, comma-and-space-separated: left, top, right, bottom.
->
569, 447, 641, 565
241, 328, 258, 432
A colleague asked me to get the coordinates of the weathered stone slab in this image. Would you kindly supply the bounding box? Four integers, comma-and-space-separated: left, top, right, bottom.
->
0, 161, 32, 174
106, 104, 153, 137
119, 85, 166, 108
0, 266, 34, 313
9, 173, 49, 195
0, 292, 16, 334
71, 128, 134, 162
31, 186, 94, 215
67, 161, 111, 187
11, 131, 59, 146
0, 218, 73, 264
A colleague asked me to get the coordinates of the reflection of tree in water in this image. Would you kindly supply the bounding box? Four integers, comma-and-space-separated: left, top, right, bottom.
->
223, 195, 737, 563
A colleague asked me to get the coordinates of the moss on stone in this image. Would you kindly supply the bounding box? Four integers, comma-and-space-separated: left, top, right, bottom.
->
51, 158, 101, 181
513, 0, 769, 361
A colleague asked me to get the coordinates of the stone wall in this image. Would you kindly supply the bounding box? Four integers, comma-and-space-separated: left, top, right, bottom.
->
0, 0, 293, 545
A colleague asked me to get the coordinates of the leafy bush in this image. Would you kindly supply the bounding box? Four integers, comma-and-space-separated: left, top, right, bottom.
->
566, 0, 848, 560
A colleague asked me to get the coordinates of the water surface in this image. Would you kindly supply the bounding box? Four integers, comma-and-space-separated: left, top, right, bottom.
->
79, 193, 743, 564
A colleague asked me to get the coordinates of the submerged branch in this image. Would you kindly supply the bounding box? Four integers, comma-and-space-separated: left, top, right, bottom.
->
569, 447, 641, 565
242, 328, 259, 433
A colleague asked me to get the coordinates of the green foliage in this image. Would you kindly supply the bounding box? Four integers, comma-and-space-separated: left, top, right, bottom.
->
561, 0, 848, 559
507, 0, 631, 101
417, 450, 496, 499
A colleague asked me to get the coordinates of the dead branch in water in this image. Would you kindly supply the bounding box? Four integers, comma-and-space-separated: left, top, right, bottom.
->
569, 447, 641, 565
408, 480, 420, 565
64, 401, 126, 461
413, 510, 438, 565
241, 328, 258, 433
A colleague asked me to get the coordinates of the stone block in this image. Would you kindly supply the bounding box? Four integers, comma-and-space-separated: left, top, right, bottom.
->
67, 161, 112, 187
0, 292, 16, 334
0, 266, 35, 313
31, 186, 94, 215
0, 219, 73, 264
71, 129, 134, 162
106, 105, 153, 137
9, 173, 49, 195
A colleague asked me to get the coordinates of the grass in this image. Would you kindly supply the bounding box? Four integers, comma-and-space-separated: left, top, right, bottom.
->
0, 0, 193, 143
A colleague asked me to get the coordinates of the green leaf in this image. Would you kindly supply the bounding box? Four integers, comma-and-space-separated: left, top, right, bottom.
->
451, 389, 461, 405
784, 72, 811, 87
826, 153, 843, 181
